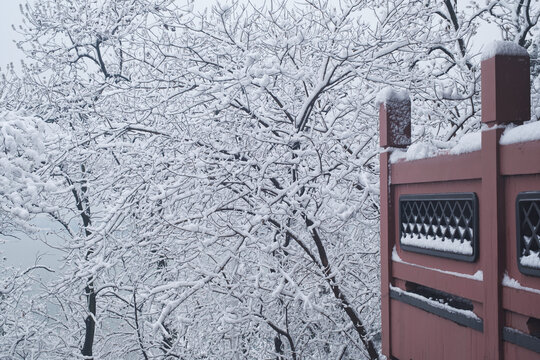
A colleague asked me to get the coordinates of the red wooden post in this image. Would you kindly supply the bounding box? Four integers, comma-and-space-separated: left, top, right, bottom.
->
481, 126, 505, 360
481, 42, 530, 126
379, 90, 411, 357
379, 90, 412, 149
481, 41, 530, 360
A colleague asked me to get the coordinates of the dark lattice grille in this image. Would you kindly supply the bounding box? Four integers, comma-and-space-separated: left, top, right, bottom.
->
399, 193, 478, 262
516, 192, 540, 276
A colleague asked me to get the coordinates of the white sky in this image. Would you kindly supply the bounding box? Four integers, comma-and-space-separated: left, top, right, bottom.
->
0, 0, 23, 71
0, 0, 501, 71
0, 0, 220, 71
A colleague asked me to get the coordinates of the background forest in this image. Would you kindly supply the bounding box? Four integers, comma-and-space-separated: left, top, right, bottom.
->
1, 0, 540, 359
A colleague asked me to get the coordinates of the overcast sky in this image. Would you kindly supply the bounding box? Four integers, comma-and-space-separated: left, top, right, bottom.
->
0, 0, 23, 71
0, 0, 222, 71
0, 0, 502, 72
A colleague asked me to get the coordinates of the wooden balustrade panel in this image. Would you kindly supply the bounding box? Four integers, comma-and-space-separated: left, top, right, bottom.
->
390, 300, 483, 360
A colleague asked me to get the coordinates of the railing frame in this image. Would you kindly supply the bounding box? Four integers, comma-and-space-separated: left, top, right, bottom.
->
380, 44, 540, 360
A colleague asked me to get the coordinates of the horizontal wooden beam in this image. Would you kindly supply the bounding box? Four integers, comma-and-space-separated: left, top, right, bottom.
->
500, 140, 540, 176
392, 261, 484, 302
390, 288, 483, 331
503, 327, 540, 354
391, 151, 482, 184
502, 286, 540, 318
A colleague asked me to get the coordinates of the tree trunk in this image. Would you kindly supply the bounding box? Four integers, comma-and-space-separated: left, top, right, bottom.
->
68, 168, 96, 359
81, 283, 96, 357
305, 216, 379, 360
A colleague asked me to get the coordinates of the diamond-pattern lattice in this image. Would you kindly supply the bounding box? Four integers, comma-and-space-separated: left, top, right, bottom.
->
399, 193, 478, 261
517, 193, 540, 275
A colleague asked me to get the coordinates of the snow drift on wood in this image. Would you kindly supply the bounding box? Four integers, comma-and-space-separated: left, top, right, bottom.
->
449, 132, 481, 155
389, 131, 480, 163
375, 87, 410, 106
502, 273, 540, 295
389, 142, 437, 162
392, 246, 483, 280
500, 120, 540, 145
481, 41, 528, 60
390, 285, 480, 320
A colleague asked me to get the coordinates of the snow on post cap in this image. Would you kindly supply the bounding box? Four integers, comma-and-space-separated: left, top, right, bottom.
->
378, 86, 411, 148
376, 87, 410, 106
481, 41, 528, 61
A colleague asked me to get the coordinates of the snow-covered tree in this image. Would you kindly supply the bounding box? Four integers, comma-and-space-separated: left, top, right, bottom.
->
1, 0, 539, 359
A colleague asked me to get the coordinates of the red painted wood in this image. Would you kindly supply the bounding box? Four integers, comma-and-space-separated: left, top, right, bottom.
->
500, 140, 540, 176
391, 150, 482, 185
394, 244, 482, 278
505, 308, 540, 334
380, 48, 540, 360
481, 127, 505, 360
379, 151, 392, 357
390, 299, 484, 360
393, 180, 484, 274
379, 101, 411, 149
380, 88, 411, 357
502, 175, 540, 328
504, 342, 540, 360
503, 175, 540, 292
392, 261, 484, 303
502, 286, 540, 320
481, 55, 530, 125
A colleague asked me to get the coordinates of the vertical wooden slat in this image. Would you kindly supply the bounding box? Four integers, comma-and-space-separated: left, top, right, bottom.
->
379, 149, 392, 357
481, 126, 505, 360
480, 43, 530, 360
379, 95, 410, 357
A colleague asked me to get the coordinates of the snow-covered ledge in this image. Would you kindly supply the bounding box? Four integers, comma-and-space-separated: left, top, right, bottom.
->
481, 40, 529, 61
499, 120, 540, 145
389, 131, 481, 163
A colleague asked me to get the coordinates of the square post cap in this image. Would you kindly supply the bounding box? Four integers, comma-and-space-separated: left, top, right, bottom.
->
481, 41, 530, 126
377, 87, 411, 149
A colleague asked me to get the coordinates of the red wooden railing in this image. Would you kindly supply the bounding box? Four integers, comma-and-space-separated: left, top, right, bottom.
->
380, 42, 540, 360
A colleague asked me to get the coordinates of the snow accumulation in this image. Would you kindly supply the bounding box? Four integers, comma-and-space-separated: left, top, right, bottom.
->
377, 86, 412, 147
389, 131, 481, 163
1, 111, 58, 219
389, 119, 540, 163
448, 132, 481, 155
401, 233, 473, 255
389, 142, 437, 163
390, 285, 480, 320
499, 120, 540, 145
375, 86, 409, 106
502, 272, 540, 295
392, 246, 483, 281
481, 41, 528, 61
520, 251, 540, 269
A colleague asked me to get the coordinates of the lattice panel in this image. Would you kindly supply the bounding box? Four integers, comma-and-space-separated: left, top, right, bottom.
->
399, 193, 478, 262
517, 192, 540, 276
